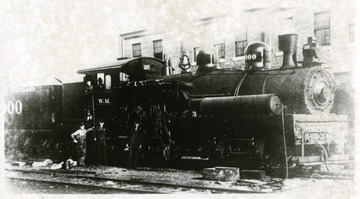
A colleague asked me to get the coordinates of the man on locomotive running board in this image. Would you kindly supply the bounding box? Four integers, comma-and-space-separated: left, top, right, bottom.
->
71, 122, 94, 166
302, 36, 321, 67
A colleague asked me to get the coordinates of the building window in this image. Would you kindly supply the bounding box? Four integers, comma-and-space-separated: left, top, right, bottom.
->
193, 47, 200, 62
153, 40, 163, 59
314, 12, 330, 45
349, 23, 354, 42
132, 43, 141, 57
215, 43, 225, 59
235, 41, 247, 57
235, 31, 247, 57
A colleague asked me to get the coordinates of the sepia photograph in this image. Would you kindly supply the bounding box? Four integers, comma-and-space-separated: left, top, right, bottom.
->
0, 0, 358, 198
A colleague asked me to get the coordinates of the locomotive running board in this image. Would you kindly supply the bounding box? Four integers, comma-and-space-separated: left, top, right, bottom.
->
181, 156, 209, 160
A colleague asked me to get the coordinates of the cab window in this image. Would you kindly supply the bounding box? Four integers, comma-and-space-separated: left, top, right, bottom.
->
97, 73, 105, 91
119, 72, 129, 82
105, 74, 111, 90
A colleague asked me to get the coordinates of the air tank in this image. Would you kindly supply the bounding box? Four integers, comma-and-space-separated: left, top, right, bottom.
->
199, 94, 282, 116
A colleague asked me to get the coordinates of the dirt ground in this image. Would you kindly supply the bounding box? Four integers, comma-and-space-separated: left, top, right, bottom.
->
2, 162, 357, 197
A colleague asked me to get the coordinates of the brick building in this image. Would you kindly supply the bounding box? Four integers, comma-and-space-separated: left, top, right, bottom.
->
119, 4, 355, 78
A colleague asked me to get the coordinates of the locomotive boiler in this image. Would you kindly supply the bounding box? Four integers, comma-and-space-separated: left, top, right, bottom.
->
77, 34, 350, 168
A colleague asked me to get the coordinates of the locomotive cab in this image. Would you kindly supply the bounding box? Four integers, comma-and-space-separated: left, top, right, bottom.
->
78, 57, 168, 166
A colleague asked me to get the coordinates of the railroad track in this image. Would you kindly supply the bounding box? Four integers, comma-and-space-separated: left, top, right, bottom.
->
6, 176, 159, 194
6, 168, 266, 194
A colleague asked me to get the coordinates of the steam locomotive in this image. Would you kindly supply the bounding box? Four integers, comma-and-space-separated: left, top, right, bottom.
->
5, 34, 352, 169
76, 34, 350, 168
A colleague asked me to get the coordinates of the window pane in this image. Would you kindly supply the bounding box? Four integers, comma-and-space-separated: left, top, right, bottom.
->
235, 41, 246, 56
235, 31, 247, 57
97, 73, 105, 91
105, 75, 111, 90
153, 40, 163, 53
221, 44, 225, 58
119, 72, 129, 82
314, 12, 330, 45
153, 40, 163, 59
133, 43, 141, 57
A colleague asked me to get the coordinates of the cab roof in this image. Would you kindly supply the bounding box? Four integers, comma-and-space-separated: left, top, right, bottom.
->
77, 57, 165, 75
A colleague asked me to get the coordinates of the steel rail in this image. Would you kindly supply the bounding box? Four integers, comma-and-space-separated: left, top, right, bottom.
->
6, 168, 266, 194
6, 176, 161, 194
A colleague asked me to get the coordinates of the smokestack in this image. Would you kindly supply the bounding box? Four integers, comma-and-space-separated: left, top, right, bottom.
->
278, 34, 298, 68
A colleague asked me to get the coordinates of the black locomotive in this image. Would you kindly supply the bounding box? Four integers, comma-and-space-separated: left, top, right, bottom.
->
76, 34, 351, 168
5, 34, 352, 169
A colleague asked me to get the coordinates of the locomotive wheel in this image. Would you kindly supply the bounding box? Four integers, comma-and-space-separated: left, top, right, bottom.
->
220, 146, 230, 159
212, 140, 228, 160
252, 137, 284, 170
255, 151, 272, 169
